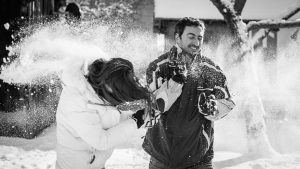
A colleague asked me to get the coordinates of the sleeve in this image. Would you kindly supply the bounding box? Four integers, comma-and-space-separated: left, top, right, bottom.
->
146, 53, 182, 113
210, 65, 235, 120
199, 59, 235, 120
87, 103, 125, 125
214, 66, 235, 119
67, 108, 138, 151
146, 53, 171, 92
145, 57, 166, 114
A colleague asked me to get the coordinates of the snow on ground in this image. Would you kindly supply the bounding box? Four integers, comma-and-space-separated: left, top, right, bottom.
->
218, 153, 300, 169
0, 146, 55, 169
1, 143, 300, 169
1, 119, 300, 169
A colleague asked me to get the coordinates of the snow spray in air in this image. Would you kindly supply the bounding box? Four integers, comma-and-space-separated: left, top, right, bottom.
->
0, 19, 161, 138
202, 36, 300, 154
0, 20, 161, 85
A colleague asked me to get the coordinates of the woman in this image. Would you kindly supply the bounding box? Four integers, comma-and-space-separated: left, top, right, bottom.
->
55, 56, 182, 169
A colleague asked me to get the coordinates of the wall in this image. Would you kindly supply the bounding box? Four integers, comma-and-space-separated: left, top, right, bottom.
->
133, 0, 154, 32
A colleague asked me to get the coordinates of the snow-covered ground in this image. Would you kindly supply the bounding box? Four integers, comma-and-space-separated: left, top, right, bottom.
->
1, 118, 300, 169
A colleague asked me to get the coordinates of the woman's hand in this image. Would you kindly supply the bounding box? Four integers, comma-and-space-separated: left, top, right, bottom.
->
131, 109, 146, 128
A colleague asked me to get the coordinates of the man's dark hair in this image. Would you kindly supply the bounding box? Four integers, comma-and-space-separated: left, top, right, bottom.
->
87, 58, 151, 106
65, 2, 81, 20
174, 17, 205, 39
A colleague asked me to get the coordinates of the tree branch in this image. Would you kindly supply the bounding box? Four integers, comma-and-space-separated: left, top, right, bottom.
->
233, 0, 247, 15
247, 20, 300, 31
249, 6, 300, 50
210, 0, 249, 56
210, 0, 236, 23
210, 0, 248, 42
282, 7, 300, 20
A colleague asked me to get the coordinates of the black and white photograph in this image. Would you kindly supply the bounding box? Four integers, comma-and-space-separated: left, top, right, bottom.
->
0, 0, 300, 169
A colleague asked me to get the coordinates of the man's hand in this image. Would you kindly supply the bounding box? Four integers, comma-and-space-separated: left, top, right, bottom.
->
131, 109, 146, 129
198, 93, 218, 116
198, 93, 235, 121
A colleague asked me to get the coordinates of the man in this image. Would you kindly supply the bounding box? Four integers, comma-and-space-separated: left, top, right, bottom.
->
143, 17, 235, 169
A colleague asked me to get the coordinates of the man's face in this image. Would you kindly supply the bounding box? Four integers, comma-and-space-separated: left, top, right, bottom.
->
176, 26, 204, 55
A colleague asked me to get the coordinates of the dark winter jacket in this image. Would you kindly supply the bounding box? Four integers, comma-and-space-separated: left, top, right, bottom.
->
142, 45, 234, 169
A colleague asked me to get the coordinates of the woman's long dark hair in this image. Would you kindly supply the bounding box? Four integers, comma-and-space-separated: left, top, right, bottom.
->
87, 58, 151, 107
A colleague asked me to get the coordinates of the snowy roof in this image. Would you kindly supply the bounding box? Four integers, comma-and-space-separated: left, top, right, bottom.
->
155, 0, 300, 20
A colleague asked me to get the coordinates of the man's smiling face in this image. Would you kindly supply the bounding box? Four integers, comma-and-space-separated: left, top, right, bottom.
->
176, 26, 204, 55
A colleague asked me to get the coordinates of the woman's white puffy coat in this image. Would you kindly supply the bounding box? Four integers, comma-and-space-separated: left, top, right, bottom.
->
55, 58, 138, 169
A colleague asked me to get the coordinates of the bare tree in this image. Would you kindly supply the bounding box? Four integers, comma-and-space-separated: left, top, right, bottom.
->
210, 0, 300, 157
250, 6, 300, 51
